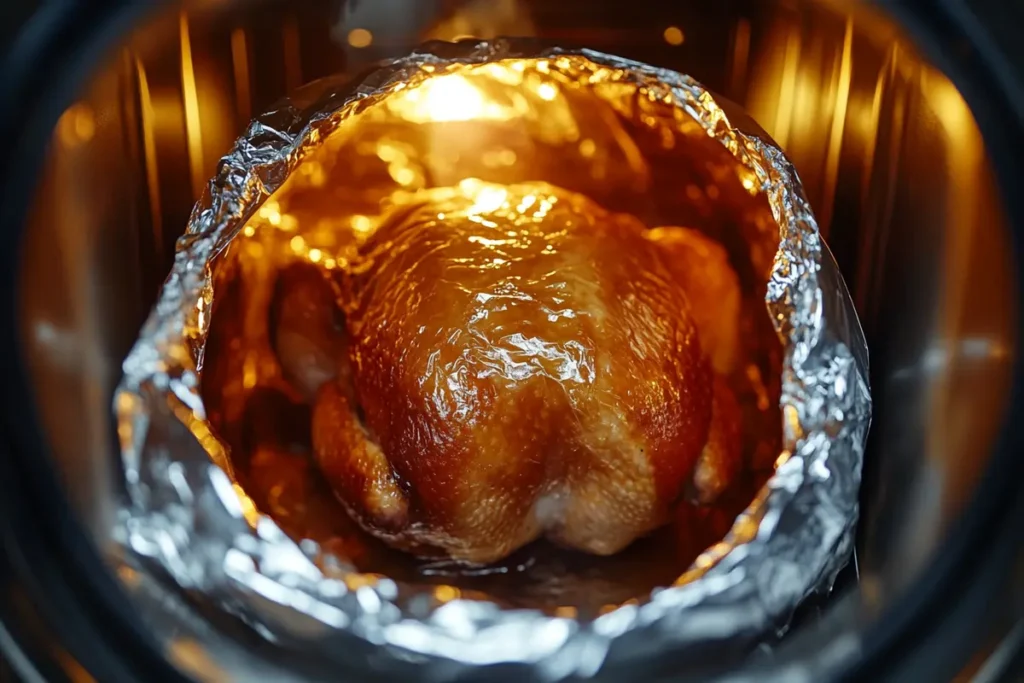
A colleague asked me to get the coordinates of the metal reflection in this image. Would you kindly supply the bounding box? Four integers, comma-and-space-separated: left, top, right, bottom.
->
820, 18, 854, 230
134, 58, 165, 266
773, 27, 802, 149
729, 18, 751, 97
230, 27, 252, 127
282, 15, 303, 93
178, 12, 205, 201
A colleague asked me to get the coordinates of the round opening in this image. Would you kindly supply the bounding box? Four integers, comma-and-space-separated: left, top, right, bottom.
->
3, 0, 1021, 681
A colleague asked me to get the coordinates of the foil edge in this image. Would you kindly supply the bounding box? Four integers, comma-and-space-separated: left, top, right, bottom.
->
114, 39, 872, 679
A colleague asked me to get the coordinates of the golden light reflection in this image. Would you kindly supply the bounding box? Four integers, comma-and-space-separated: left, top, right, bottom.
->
57, 103, 96, 147
116, 564, 141, 588
134, 59, 163, 256
171, 398, 234, 479
463, 179, 509, 213
396, 73, 495, 123
672, 498, 767, 588
230, 28, 252, 125
774, 28, 802, 149
116, 392, 141, 461
923, 68, 975, 135
482, 148, 518, 168
390, 165, 419, 186
261, 202, 281, 225
258, 200, 298, 231
297, 160, 326, 187
775, 450, 793, 469
178, 12, 205, 200
232, 483, 261, 527
242, 352, 259, 389
351, 215, 374, 236
856, 45, 892, 215
740, 170, 758, 193
537, 82, 557, 101
348, 28, 373, 48
730, 19, 751, 97
435, 585, 461, 602
344, 573, 383, 591
820, 19, 854, 229
746, 363, 770, 411
663, 26, 685, 46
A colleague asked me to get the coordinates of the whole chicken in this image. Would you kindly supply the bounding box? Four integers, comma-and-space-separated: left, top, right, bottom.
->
275, 180, 742, 563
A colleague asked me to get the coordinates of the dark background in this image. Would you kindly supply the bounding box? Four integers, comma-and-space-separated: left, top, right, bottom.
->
2, 7, 31, 681
0, 1, 37, 58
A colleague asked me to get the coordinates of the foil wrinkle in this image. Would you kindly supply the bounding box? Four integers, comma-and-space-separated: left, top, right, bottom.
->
115, 39, 872, 681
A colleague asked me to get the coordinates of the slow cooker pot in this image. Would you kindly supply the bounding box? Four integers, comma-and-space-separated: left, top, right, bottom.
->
0, 0, 1021, 681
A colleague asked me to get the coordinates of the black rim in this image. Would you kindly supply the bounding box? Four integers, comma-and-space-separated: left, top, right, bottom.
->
837, 0, 1024, 680
0, 2, 189, 682
0, 1, 1021, 682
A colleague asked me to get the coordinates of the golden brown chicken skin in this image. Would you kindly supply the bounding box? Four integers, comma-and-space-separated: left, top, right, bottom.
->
645, 227, 743, 503
277, 181, 742, 563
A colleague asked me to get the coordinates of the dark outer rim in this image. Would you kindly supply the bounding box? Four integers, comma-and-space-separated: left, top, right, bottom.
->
0, 2, 192, 682
0, 1, 1020, 682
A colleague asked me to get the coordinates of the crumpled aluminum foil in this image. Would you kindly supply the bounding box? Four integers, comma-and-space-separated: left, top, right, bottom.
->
114, 39, 872, 681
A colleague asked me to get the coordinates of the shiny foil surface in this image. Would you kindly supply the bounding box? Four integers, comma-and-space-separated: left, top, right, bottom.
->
115, 39, 872, 680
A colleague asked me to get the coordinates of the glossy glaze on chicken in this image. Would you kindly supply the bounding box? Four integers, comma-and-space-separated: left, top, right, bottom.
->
276, 180, 743, 563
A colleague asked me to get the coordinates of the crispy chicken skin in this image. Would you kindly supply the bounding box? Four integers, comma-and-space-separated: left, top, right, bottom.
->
276, 182, 742, 563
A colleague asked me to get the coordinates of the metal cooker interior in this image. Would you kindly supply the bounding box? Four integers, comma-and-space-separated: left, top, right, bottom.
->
12, 0, 1020, 679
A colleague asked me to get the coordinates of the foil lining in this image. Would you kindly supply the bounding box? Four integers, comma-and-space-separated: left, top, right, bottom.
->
115, 39, 872, 680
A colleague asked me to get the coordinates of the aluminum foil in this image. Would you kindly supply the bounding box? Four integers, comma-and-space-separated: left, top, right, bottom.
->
115, 39, 872, 681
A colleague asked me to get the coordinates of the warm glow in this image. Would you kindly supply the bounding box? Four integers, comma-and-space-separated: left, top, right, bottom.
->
925, 71, 974, 134
135, 59, 164, 250
730, 18, 751, 95
400, 73, 489, 122
536, 82, 557, 101
348, 28, 373, 48
230, 28, 251, 124
462, 179, 509, 214
351, 215, 374, 235
179, 12, 205, 200
434, 585, 460, 602
259, 200, 282, 225
232, 483, 262, 528
57, 104, 96, 147
663, 26, 685, 46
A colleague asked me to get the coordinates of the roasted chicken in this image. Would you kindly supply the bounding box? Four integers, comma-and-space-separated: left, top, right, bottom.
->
275, 181, 742, 563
